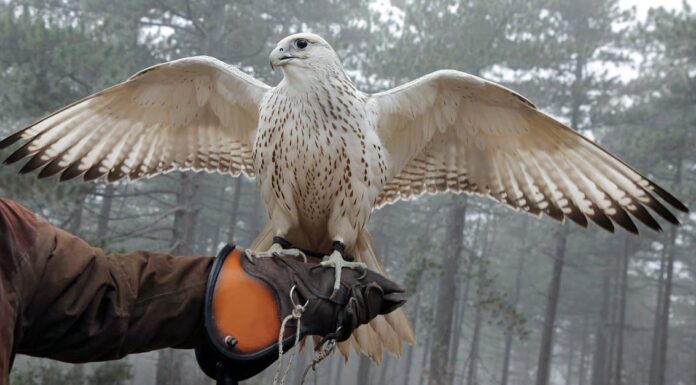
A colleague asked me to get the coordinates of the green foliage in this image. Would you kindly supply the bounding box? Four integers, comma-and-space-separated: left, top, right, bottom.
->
87, 361, 132, 385
9, 362, 39, 385
0, 3, 144, 120
472, 256, 530, 339
10, 361, 131, 385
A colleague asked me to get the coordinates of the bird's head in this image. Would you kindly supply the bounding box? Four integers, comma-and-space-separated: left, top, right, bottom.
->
269, 33, 342, 80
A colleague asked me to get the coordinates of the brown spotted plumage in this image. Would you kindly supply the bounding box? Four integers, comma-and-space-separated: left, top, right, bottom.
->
0, 32, 688, 362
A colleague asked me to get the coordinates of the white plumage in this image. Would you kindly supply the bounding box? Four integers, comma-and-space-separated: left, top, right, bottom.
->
1, 33, 687, 360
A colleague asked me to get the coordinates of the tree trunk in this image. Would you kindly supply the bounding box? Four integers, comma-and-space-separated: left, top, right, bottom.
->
605, 257, 619, 385
651, 226, 677, 385
449, 213, 486, 383
207, 180, 228, 253
501, 218, 529, 385
449, 262, 472, 383
420, 305, 435, 385
377, 356, 391, 385
227, 177, 244, 243
428, 198, 467, 385
466, 307, 483, 385
535, 229, 567, 385
326, 351, 335, 385
292, 347, 311, 385
157, 173, 201, 385
357, 354, 372, 385
405, 291, 422, 385
249, 190, 264, 241
171, 173, 201, 255
591, 269, 611, 385
67, 185, 92, 234
565, 337, 576, 385
333, 353, 344, 385
648, 244, 666, 385
577, 316, 590, 385
156, 350, 184, 385
465, 218, 497, 385
612, 236, 630, 385
649, 153, 682, 385
96, 183, 115, 240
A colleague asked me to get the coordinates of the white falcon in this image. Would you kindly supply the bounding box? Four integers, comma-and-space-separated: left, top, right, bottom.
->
0, 33, 688, 359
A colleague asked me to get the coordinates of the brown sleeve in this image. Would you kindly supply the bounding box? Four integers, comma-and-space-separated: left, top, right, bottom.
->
8, 202, 214, 363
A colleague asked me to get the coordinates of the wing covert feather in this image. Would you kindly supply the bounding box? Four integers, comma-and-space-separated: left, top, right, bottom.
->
1, 56, 270, 181
370, 70, 687, 233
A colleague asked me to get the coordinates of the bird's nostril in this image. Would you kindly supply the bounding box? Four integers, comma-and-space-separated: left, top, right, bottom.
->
279, 48, 284, 52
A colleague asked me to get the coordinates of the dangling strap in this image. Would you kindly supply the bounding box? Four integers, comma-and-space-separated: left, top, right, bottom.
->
272, 286, 308, 385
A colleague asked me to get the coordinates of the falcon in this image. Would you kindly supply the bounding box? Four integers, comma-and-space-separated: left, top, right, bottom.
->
0, 33, 688, 359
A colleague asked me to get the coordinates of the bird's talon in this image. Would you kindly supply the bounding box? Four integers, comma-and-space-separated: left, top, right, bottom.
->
252, 243, 307, 261
318, 250, 368, 294
329, 288, 340, 300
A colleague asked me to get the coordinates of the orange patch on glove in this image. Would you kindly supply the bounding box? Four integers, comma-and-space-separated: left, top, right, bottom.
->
211, 248, 281, 354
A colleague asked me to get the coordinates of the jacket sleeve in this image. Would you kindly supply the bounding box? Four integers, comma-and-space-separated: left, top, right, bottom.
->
11, 206, 213, 363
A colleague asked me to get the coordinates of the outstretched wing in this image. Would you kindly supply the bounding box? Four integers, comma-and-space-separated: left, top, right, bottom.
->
0, 56, 270, 181
370, 70, 688, 233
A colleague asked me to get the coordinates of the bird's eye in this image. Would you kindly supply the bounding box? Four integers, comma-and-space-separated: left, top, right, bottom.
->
295, 39, 309, 49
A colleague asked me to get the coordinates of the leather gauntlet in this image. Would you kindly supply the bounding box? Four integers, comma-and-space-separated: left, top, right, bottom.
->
195, 245, 406, 384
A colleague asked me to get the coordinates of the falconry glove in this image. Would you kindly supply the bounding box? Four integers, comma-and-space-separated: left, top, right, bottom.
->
195, 245, 406, 384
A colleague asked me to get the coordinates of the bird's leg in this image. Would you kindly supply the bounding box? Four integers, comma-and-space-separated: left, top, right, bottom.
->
246, 236, 307, 262
318, 241, 367, 296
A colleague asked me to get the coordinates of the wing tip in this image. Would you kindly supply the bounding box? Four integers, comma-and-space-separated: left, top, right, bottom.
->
59, 162, 85, 182
107, 172, 124, 183
0, 130, 26, 150
642, 216, 664, 233
17, 165, 34, 175
592, 215, 615, 234
658, 206, 681, 226
664, 196, 689, 214
5, 147, 31, 165
59, 172, 77, 182
673, 200, 689, 213
615, 212, 639, 235
37, 162, 63, 179
83, 170, 105, 182
623, 222, 640, 235
665, 195, 689, 213
18, 157, 43, 175
650, 183, 689, 213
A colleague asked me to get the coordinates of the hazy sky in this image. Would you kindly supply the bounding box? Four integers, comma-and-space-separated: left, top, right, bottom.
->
620, 0, 693, 18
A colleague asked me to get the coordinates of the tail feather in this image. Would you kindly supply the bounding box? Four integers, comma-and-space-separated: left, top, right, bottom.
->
249, 222, 275, 251
370, 316, 402, 356
337, 340, 351, 359
385, 309, 416, 345
248, 225, 415, 363
354, 324, 383, 361
352, 230, 416, 359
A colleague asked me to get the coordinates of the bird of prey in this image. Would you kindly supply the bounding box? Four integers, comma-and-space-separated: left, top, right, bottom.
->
0, 33, 688, 360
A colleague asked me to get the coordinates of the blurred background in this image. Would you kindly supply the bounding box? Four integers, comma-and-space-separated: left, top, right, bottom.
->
0, 0, 694, 384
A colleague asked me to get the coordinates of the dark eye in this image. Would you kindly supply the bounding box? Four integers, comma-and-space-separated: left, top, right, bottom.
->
295, 39, 309, 49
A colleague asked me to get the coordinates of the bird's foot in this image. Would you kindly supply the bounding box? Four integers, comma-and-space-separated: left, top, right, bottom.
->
245, 237, 307, 263
317, 242, 366, 297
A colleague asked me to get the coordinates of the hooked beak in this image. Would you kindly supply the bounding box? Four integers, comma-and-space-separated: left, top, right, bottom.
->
269, 47, 294, 71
